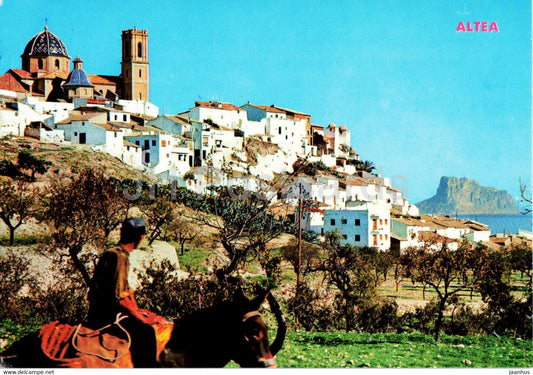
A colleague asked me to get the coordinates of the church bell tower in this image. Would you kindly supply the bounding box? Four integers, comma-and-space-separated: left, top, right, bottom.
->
121, 28, 149, 101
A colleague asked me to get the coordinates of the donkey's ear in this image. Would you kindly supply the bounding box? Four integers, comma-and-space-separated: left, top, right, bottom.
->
250, 289, 270, 310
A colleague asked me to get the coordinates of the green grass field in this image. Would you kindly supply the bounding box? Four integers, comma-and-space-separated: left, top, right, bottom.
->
269, 331, 532, 368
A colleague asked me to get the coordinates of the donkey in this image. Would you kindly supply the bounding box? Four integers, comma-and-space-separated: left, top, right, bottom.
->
1, 291, 286, 368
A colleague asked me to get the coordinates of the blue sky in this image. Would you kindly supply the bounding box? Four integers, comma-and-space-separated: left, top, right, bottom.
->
0, 0, 530, 204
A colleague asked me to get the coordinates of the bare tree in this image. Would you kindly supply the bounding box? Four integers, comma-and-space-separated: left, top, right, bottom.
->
519, 177, 531, 214
41, 167, 129, 285
402, 242, 492, 342
0, 179, 38, 245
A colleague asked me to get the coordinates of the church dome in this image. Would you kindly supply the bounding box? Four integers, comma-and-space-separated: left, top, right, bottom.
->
64, 56, 93, 87
339, 125, 348, 131
22, 26, 69, 58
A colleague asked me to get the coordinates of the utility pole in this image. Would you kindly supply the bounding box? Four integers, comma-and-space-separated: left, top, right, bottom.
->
297, 183, 302, 290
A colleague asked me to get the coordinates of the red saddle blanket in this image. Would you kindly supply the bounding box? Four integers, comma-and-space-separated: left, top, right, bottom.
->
38, 313, 173, 368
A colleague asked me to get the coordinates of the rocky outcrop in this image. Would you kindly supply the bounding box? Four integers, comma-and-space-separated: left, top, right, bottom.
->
417, 176, 520, 215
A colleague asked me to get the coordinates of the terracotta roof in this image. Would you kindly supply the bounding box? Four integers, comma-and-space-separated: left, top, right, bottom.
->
10, 69, 33, 80
195, 101, 243, 112
40, 71, 69, 80
124, 140, 141, 148
97, 123, 122, 131
422, 215, 471, 229
270, 105, 310, 117
55, 112, 101, 124
311, 124, 324, 130
393, 217, 430, 227
0, 72, 28, 93
418, 231, 453, 243
88, 74, 117, 85
344, 178, 368, 186
247, 103, 285, 114
163, 114, 190, 124
108, 121, 135, 129
339, 125, 348, 131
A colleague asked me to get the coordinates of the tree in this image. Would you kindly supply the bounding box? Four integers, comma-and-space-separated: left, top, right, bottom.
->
281, 241, 323, 277
17, 150, 51, 182
41, 167, 129, 285
0, 179, 38, 245
320, 232, 377, 332
138, 187, 177, 246
518, 177, 531, 214
163, 211, 201, 255
477, 248, 532, 338
402, 242, 491, 342
360, 160, 376, 173
509, 245, 532, 280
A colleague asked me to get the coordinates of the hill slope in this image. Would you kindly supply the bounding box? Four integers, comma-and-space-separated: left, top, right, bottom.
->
417, 176, 520, 215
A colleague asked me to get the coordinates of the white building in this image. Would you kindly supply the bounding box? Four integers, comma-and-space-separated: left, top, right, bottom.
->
55, 116, 125, 159
22, 96, 73, 124
187, 101, 248, 131
117, 99, 159, 118
323, 200, 391, 251
0, 98, 50, 137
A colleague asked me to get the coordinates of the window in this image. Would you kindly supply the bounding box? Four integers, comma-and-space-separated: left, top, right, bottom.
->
330, 219, 336, 226
355, 219, 361, 226
380, 235, 383, 240
55, 59, 60, 69
373, 219, 377, 230
74, 132, 78, 136
385, 234, 388, 240
385, 219, 388, 225
123, 115, 127, 121
114, 132, 118, 138
152, 140, 156, 146
373, 235, 378, 246
342, 234, 347, 240
355, 235, 361, 242
379, 219, 383, 226
341, 218, 347, 224
135, 140, 140, 146
162, 140, 167, 147
278, 128, 282, 135
138, 42, 143, 58
139, 69, 142, 78
38, 59, 43, 69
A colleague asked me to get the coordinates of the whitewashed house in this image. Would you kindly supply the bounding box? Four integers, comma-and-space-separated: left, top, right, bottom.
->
0, 99, 50, 137
22, 96, 73, 124
187, 101, 248, 131
117, 99, 159, 118
55, 116, 125, 159
323, 200, 391, 251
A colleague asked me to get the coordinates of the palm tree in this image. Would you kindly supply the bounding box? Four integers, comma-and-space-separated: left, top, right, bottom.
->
356, 160, 376, 173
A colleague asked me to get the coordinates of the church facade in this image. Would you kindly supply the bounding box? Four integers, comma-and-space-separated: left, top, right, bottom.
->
0, 26, 149, 103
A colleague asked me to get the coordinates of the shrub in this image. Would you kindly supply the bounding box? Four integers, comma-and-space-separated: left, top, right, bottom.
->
357, 299, 400, 333
287, 282, 337, 331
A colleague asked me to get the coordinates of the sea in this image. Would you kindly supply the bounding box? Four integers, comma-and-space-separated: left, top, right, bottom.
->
457, 213, 532, 235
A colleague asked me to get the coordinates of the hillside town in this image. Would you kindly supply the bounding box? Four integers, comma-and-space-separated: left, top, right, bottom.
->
0, 26, 530, 252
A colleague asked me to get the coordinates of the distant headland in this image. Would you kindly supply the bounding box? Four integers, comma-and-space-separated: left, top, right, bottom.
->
417, 176, 520, 215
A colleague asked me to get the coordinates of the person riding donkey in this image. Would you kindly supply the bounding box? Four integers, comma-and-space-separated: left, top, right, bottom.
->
87, 217, 160, 367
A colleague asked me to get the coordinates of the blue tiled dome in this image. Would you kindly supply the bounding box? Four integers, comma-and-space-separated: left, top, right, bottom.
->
64, 57, 93, 87
22, 26, 69, 58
